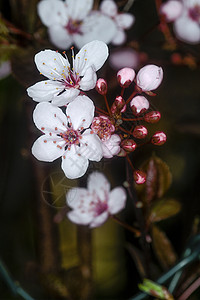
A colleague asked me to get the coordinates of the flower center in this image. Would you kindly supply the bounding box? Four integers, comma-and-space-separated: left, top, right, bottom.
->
189, 5, 200, 22
94, 201, 108, 216
91, 116, 115, 141
61, 128, 80, 147
64, 69, 80, 88
66, 19, 82, 34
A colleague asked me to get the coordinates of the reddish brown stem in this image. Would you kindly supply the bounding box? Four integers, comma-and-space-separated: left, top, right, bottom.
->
121, 87, 125, 97
121, 117, 143, 121
96, 107, 109, 116
126, 154, 135, 172
103, 95, 112, 116
111, 215, 141, 237
126, 90, 138, 105
178, 277, 200, 300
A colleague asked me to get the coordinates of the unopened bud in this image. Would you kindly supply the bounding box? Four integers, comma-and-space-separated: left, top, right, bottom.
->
160, 0, 183, 22
121, 139, 137, 152
151, 131, 167, 145
144, 111, 161, 123
134, 170, 146, 184
117, 67, 135, 87
133, 125, 148, 139
111, 96, 126, 114
130, 95, 149, 115
96, 78, 107, 95
136, 64, 163, 91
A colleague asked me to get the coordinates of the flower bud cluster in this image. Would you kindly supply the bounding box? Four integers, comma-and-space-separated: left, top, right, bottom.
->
95, 64, 166, 185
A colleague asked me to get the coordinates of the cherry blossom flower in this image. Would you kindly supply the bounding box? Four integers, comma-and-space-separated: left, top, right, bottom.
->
91, 116, 121, 158
37, 0, 117, 49
66, 171, 127, 227
32, 96, 103, 179
109, 48, 140, 70
102, 134, 121, 158
27, 40, 108, 106
100, 0, 135, 45
173, 0, 200, 44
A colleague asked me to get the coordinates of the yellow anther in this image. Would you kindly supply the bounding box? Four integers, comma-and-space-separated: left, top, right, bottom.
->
45, 82, 47, 84
43, 62, 45, 65
54, 68, 56, 70
54, 58, 56, 60
85, 58, 87, 61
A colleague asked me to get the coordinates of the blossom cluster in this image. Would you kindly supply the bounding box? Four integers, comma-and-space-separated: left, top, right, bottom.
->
27, 40, 166, 182
27, 40, 166, 227
37, 0, 135, 49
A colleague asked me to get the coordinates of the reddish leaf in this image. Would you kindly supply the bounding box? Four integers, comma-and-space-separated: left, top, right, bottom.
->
151, 225, 177, 270
136, 155, 172, 204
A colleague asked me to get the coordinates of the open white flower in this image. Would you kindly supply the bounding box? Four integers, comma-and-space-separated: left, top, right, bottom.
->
173, 0, 200, 44
37, 0, 117, 49
100, 0, 135, 45
32, 96, 103, 179
27, 40, 108, 106
66, 171, 127, 228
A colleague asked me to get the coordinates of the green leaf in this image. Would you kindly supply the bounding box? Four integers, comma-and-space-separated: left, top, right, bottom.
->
138, 279, 174, 299
151, 225, 177, 270
148, 198, 181, 223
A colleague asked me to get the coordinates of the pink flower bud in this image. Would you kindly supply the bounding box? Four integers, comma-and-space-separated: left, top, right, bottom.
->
117, 67, 135, 88
111, 96, 126, 114
121, 139, 137, 152
134, 170, 146, 184
96, 78, 108, 95
130, 95, 149, 115
151, 131, 167, 145
144, 111, 161, 123
136, 64, 163, 91
160, 0, 183, 22
133, 125, 148, 139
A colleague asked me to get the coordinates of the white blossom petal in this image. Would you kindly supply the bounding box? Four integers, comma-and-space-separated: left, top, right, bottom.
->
108, 187, 126, 214
102, 134, 121, 158
87, 171, 110, 200
115, 13, 135, 29
66, 95, 94, 130
32, 135, 65, 162
79, 67, 97, 91
111, 29, 126, 45
35, 50, 70, 81
67, 187, 91, 209
61, 145, 89, 179
79, 129, 103, 161
65, 0, 93, 21
33, 102, 67, 133
52, 88, 80, 106
37, 0, 68, 27
67, 210, 93, 225
27, 80, 63, 103
74, 39, 109, 75
100, 0, 118, 17
174, 16, 200, 44
73, 13, 116, 50
48, 24, 73, 50
89, 211, 109, 228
